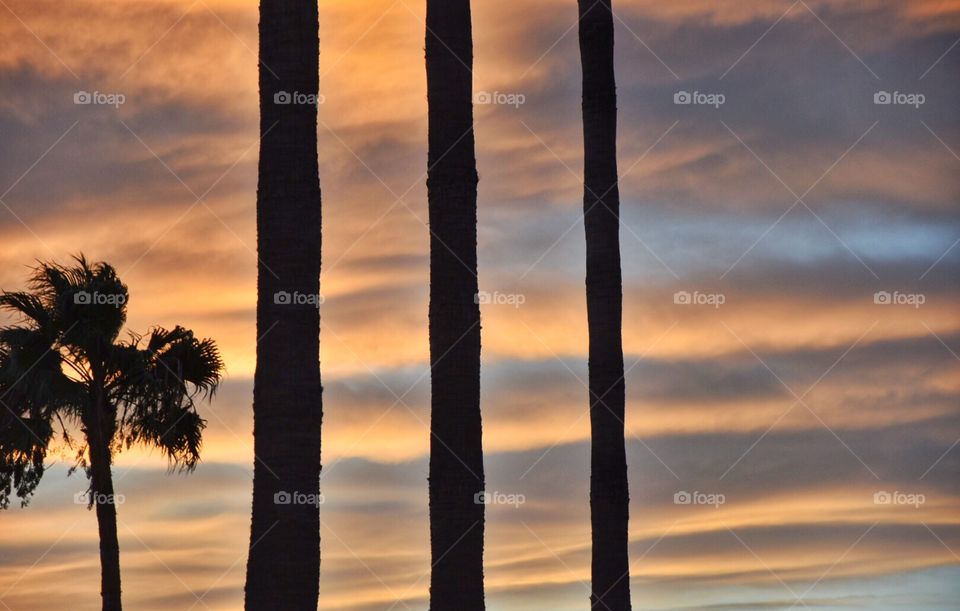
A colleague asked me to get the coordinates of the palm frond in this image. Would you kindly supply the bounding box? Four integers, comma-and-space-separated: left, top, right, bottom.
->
125, 402, 206, 471
0, 327, 87, 415
111, 325, 222, 471
28, 257, 129, 350
0, 292, 49, 329
0, 411, 54, 508
151, 327, 224, 399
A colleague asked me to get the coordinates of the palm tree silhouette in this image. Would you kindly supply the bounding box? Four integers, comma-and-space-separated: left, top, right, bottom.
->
243, 0, 324, 608
578, 0, 632, 608
0, 256, 223, 611
425, 0, 486, 609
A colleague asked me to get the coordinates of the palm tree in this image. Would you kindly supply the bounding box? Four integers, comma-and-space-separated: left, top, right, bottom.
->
578, 0, 632, 608
243, 0, 323, 608
425, 0, 485, 609
0, 256, 223, 611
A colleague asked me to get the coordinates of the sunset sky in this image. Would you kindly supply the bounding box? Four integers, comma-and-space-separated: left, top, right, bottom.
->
1, 0, 959, 609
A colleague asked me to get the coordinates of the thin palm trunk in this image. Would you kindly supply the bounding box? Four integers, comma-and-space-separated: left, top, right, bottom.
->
88, 406, 122, 611
245, 0, 323, 608
425, 0, 485, 609
578, 0, 631, 609
86, 373, 122, 611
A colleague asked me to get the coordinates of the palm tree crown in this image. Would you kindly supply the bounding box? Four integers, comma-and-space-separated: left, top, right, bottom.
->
0, 255, 222, 507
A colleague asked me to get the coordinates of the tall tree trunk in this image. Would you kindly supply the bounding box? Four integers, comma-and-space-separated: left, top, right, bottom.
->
86, 381, 122, 611
245, 0, 323, 609
578, 0, 632, 609
425, 1, 485, 609
88, 424, 122, 611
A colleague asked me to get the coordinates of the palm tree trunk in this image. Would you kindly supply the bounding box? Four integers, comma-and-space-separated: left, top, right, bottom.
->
578, 0, 632, 609
86, 384, 122, 611
425, 1, 485, 609
245, 0, 323, 609
89, 435, 122, 611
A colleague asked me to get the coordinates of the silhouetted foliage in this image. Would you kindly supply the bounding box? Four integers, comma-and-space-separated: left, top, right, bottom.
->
0, 256, 223, 611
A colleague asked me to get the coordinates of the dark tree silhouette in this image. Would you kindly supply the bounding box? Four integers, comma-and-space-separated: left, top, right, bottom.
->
0, 257, 223, 611
578, 0, 632, 608
425, 0, 485, 609
244, 0, 323, 609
